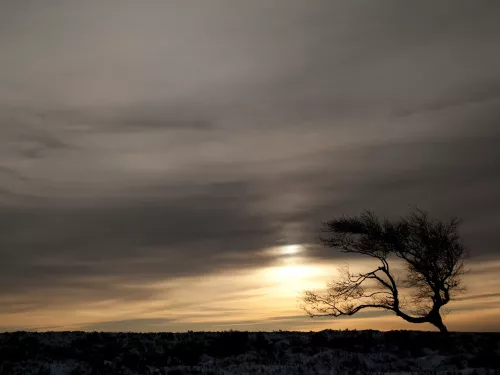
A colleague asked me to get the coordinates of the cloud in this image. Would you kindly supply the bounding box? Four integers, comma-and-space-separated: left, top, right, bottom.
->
0, 182, 278, 299
395, 82, 500, 117
0, 0, 500, 330
455, 293, 500, 302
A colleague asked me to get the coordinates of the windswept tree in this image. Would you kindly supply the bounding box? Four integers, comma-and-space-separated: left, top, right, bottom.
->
302, 209, 469, 333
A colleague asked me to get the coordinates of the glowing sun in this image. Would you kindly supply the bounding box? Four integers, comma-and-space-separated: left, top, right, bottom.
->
280, 244, 302, 255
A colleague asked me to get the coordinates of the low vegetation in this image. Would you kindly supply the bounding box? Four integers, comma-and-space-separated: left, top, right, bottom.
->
1, 330, 500, 374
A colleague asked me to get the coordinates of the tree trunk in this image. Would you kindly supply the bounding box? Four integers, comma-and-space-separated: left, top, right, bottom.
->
430, 313, 448, 333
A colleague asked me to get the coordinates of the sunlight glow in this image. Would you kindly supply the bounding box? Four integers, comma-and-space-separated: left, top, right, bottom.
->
279, 244, 303, 255
265, 265, 317, 282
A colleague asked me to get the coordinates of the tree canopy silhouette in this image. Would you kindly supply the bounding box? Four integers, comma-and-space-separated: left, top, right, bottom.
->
301, 209, 469, 333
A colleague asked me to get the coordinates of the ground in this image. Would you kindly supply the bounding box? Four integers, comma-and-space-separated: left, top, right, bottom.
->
1, 329, 500, 374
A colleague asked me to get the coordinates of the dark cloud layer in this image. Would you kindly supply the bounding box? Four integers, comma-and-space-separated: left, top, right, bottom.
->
1, 0, 500, 325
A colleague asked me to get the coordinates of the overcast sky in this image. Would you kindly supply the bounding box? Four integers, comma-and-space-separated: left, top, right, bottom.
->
1, 0, 500, 332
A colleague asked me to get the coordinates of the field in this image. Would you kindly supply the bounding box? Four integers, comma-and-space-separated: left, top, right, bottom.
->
1, 330, 500, 374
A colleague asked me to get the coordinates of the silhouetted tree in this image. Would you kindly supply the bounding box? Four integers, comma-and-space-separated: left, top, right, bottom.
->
302, 209, 469, 333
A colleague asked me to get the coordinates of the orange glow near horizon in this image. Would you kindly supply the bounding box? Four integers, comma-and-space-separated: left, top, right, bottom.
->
1, 253, 500, 333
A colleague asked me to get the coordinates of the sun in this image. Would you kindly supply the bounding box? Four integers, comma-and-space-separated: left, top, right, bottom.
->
280, 244, 302, 255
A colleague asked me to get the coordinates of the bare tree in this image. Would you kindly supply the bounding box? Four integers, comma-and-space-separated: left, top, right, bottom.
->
301, 209, 469, 333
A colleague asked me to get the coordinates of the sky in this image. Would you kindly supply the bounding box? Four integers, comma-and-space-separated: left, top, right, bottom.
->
1, 0, 500, 333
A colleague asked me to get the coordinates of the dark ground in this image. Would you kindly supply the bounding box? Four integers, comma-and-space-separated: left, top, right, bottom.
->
1, 329, 500, 374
